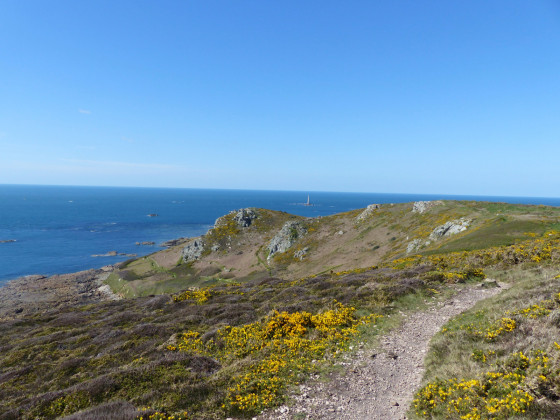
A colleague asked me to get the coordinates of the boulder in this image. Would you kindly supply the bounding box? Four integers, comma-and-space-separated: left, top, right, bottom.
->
267, 221, 307, 260
356, 204, 380, 221
182, 238, 205, 263
429, 218, 471, 240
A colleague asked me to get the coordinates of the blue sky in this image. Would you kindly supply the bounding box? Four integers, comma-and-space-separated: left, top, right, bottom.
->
1, 1, 559, 196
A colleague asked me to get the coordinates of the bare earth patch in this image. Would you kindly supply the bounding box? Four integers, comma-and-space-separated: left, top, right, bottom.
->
257, 282, 506, 420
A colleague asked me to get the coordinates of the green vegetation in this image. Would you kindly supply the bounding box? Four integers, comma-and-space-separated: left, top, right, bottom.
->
411, 267, 560, 419
2, 201, 560, 418
0, 260, 475, 418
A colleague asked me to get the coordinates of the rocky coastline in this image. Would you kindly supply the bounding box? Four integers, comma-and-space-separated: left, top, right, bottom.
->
0, 236, 192, 320
0, 266, 121, 320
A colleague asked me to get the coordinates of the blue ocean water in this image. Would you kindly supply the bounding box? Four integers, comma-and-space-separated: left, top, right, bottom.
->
1, 184, 559, 286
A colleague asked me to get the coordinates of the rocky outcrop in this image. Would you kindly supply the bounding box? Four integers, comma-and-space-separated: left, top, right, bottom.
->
407, 218, 472, 253
233, 208, 258, 227
0, 239, 16, 243
406, 239, 424, 254
267, 221, 307, 260
294, 247, 310, 261
356, 204, 380, 221
182, 238, 205, 263
136, 241, 155, 246
429, 218, 471, 240
412, 201, 443, 214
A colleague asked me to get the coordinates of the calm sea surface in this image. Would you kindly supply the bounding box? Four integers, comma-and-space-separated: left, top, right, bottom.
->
1, 185, 559, 285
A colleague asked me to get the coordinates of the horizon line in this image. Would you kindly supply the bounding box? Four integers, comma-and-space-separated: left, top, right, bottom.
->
1, 182, 559, 201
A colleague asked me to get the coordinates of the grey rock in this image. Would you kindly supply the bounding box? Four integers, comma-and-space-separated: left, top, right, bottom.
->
267, 221, 307, 259
233, 208, 258, 227
91, 251, 118, 257
182, 238, 205, 262
429, 218, 471, 240
406, 239, 424, 254
294, 247, 310, 261
356, 204, 380, 221
412, 201, 443, 214
159, 237, 188, 247
0, 239, 16, 243
480, 279, 499, 289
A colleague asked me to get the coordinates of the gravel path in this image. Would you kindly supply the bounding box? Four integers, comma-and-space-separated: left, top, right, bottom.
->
258, 282, 505, 420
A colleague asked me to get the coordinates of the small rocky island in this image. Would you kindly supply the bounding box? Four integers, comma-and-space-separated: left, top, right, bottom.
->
91, 251, 137, 257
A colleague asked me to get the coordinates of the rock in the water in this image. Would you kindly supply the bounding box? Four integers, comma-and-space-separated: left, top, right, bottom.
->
429, 218, 471, 240
233, 208, 258, 227
356, 204, 380, 221
159, 238, 188, 247
182, 238, 205, 262
91, 251, 118, 257
135, 241, 155, 246
0, 239, 16, 243
147, 213, 158, 217
268, 221, 307, 259
412, 201, 443, 214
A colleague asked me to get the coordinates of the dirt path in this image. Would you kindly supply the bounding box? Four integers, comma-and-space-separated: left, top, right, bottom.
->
258, 282, 505, 420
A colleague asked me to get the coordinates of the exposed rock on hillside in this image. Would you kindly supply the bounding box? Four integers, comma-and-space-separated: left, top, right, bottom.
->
407, 217, 472, 253
268, 221, 307, 260
356, 204, 380, 221
233, 208, 258, 227
294, 247, 310, 261
412, 201, 443, 214
429, 218, 471, 240
182, 238, 205, 262
406, 239, 424, 254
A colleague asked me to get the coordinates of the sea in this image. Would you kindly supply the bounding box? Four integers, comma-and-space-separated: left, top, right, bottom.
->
1, 184, 560, 287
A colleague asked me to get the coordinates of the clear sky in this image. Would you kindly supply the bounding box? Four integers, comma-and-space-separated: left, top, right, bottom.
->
1, 1, 559, 196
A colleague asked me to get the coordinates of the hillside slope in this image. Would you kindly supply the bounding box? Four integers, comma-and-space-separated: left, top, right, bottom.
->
105, 200, 560, 298
1, 200, 560, 419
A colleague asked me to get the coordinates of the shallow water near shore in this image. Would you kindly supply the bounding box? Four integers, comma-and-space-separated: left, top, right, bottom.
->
1, 184, 559, 286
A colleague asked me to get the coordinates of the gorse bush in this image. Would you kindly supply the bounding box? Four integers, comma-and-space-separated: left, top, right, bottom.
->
168, 301, 382, 414
414, 289, 560, 419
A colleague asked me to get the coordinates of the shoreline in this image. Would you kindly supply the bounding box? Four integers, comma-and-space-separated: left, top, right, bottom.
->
0, 236, 191, 320
0, 265, 121, 320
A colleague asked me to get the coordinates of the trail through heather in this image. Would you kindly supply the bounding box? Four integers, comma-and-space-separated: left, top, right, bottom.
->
257, 282, 505, 420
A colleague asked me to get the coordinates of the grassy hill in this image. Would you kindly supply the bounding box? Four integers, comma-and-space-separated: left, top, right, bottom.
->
103, 200, 560, 299
1, 200, 560, 419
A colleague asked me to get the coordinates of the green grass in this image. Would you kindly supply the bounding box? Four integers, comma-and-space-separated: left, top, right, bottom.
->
427, 218, 549, 253
410, 266, 560, 419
